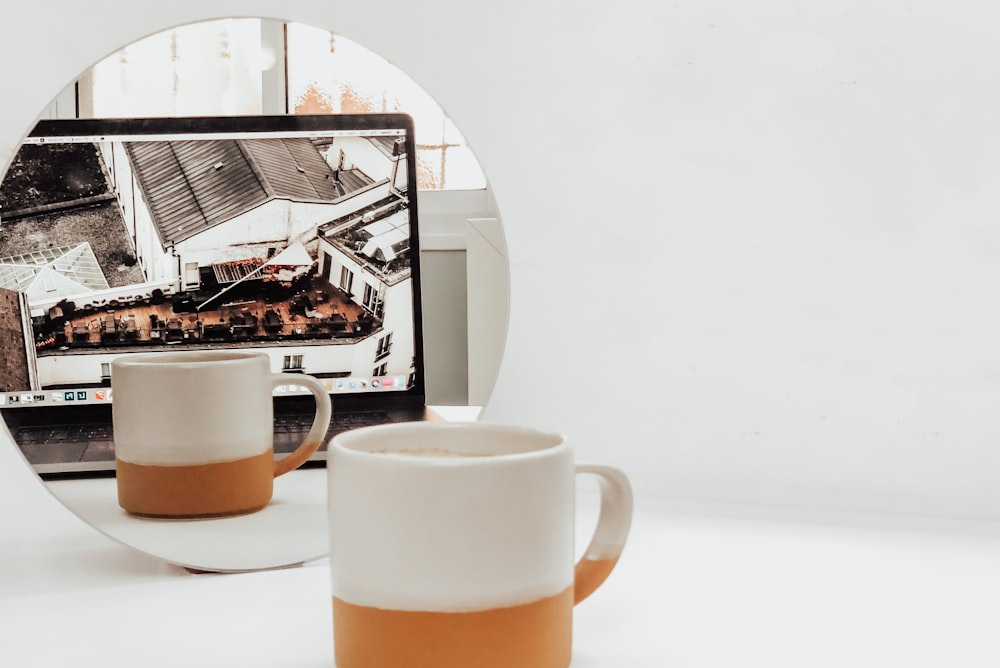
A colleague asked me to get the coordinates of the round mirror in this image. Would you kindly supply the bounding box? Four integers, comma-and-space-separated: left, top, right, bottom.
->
0, 17, 507, 572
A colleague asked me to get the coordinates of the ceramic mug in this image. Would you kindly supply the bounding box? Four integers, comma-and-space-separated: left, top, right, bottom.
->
327, 422, 632, 668
112, 350, 332, 518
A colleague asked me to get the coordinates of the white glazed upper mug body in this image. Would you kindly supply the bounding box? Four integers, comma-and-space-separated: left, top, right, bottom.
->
112, 350, 274, 466
328, 423, 575, 612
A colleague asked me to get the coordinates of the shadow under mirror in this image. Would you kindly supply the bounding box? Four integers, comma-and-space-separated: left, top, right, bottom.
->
0, 18, 507, 573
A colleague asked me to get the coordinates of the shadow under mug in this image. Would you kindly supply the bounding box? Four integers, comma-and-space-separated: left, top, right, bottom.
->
111, 350, 332, 519
327, 422, 633, 668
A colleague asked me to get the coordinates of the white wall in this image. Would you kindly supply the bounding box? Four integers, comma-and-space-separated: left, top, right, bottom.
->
5, 0, 1000, 522
420, 247, 470, 405
417, 189, 500, 405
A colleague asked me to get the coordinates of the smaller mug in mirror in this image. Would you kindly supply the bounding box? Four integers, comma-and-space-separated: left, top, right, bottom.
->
112, 350, 332, 519
327, 422, 633, 668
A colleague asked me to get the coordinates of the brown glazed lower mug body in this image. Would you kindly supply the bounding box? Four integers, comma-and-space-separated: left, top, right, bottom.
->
116, 451, 274, 518
333, 587, 573, 668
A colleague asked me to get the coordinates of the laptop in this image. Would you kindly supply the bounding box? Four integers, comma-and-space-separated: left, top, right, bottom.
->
0, 113, 431, 478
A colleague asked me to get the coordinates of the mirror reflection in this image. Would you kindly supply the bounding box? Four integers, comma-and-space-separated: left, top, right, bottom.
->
0, 18, 503, 572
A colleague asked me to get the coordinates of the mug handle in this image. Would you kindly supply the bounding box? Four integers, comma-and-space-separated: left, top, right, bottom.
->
270, 373, 333, 477
574, 464, 633, 604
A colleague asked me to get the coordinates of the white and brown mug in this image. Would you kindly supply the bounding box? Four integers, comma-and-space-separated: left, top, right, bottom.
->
327, 422, 632, 668
112, 350, 331, 518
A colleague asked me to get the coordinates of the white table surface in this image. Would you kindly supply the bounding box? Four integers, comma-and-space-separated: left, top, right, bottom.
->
4, 482, 1000, 667
45, 468, 329, 572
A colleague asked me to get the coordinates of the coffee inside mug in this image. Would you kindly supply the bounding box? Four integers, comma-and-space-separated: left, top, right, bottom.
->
341, 423, 563, 459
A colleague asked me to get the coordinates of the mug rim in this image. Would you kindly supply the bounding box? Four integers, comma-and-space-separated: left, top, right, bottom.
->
111, 350, 267, 368
331, 422, 567, 463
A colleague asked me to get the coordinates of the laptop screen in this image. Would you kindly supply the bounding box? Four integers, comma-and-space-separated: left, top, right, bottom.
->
0, 114, 427, 472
